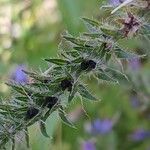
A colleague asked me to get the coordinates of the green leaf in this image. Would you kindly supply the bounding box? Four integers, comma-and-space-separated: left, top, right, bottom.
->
11, 138, 15, 150
100, 48, 106, 58
100, 27, 122, 38
114, 47, 142, 59
45, 58, 69, 65
0, 137, 9, 149
25, 128, 30, 148
15, 96, 28, 102
71, 57, 83, 63
96, 72, 117, 83
68, 82, 78, 102
83, 33, 101, 38
82, 17, 99, 27
59, 108, 75, 128
78, 84, 97, 101
63, 36, 88, 46
105, 67, 128, 82
0, 103, 19, 111
23, 70, 51, 83
65, 50, 79, 58
22, 70, 36, 76
98, 43, 107, 58
40, 121, 50, 138
42, 104, 59, 122
141, 24, 150, 38
73, 46, 92, 52
6, 83, 31, 95
105, 53, 111, 61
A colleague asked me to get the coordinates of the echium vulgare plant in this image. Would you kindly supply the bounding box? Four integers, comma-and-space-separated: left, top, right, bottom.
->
0, 0, 149, 149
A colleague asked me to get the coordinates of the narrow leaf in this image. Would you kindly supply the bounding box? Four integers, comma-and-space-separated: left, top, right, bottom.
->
68, 82, 78, 102
78, 84, 97, 101
40, 121, 50, 138
42, 105, 59, 122
23, 70, 51, 83
25, 128, 30, 148
100, 27, 121, 38
83, 33, 101, 38
105, 67, 128, 82
71, 57, 83, 63
82, 17, 99, 27
6, 83, 32, 96
11, 138, 15, 150
63, 36, 87, 46
114, 47, 143, 59
105, 53, 111, 61
45, 58, 69, 65
59, 108, 75, 128
96, 72, 117, 83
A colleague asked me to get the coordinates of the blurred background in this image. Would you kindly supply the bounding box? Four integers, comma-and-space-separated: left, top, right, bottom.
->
0, 0, 150, 150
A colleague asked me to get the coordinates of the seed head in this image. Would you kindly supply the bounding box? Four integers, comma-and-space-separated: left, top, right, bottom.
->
26, 107, 39, 119
80, 60, 96, 71
43, 96, 58, 109
43, 79, 51, 83
60, 79, 73, 91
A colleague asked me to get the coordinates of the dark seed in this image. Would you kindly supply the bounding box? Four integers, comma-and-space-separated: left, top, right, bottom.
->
28, 92, 32, 96
26, 107, 39, 119
88, 60, 96, 69
80, 60, 96, 70
43, 96, 58, 109
60, 79, 73, 91
43, 79, 51, 83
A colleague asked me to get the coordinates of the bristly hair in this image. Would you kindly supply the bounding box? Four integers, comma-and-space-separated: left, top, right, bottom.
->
0, 0, 149, 149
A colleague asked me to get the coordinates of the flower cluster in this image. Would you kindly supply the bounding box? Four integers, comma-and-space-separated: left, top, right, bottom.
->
0, 1, 149, 149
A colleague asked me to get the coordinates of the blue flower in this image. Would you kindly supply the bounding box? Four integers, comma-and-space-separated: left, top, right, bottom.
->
82, 140, 96, 150
92, 119, 113, 134
128, 58, 141, 71
109, 0, 125, 6
11, 65, 28, 83
129, 129, 150, 141
84, 119, 113, 135
130, 95, 141, 108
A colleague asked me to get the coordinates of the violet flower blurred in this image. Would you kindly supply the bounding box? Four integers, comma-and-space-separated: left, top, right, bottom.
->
128, 58, 141, 71
82, 140, 96, 150
85, 119, 113, 135
109, 0, 125, 6
130, 95, 141, 108
129, 129, 150, 141
11, 65, 28, 84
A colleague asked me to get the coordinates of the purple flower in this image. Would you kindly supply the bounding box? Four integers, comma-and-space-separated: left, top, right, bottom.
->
129, 129, 150, 141
130, 95, 141, 108
128, 58, 141, 71
109, 0, 125, 6
11, 65, 28, 83
85, 119, 113, 135
92, 119, 113, 134
82, 140, 96, 150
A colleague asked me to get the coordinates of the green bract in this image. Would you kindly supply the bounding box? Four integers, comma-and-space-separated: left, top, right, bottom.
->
0, 1, 149, 149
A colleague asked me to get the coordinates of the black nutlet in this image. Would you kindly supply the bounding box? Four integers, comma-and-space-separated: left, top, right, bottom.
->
43, 79, 51, 83
26, 107, 39, 119
43, 96, 58, 109
60, 79, 73, 91
88, 60, 96, 69
80, 60, 96, 70
28, 92, 32, 96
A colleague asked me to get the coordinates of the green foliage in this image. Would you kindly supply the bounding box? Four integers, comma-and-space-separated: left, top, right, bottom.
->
0, 0, 150, 149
